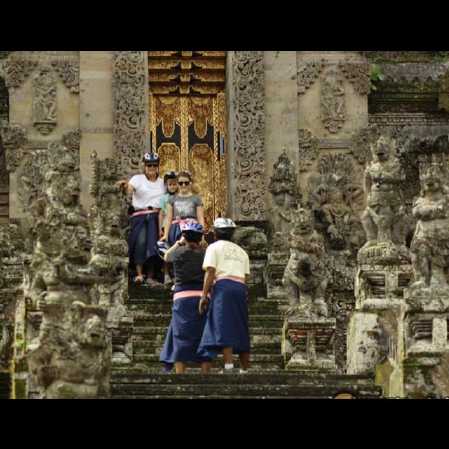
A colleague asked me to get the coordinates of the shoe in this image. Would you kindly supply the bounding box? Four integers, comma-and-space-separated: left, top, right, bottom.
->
239, 369, 248, 374
219, 367, 237, 374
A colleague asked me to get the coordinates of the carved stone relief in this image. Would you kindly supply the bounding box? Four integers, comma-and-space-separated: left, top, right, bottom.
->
298, 129, 319, 172
308, 153, 365, 254
338, 62, 371, 96
297, 60, 326, 95
3, 56, 38, 90
32, 66, 57, 135
231, 51, 266, 222
0, 124, 28, 172
320, 66, 346, 134
112, 51, 148, 174
51, 60, 80, 94
268, 150, 299, 239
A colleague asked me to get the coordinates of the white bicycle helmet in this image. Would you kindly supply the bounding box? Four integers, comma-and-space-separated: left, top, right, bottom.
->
213, 217, 237, 229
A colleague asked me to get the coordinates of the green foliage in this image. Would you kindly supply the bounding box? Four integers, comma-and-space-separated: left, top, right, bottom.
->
369, 64, 385, 92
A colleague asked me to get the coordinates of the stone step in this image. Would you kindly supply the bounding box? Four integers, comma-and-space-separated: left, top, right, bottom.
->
132, 314, 283, 328
127, 296, 288, 307
132, 353, 284, 370
127, 301, 282, 315
132, 326, 283, 338
133, 340, 281, 356
110, 394, 331, 399
110, 373, 382, 399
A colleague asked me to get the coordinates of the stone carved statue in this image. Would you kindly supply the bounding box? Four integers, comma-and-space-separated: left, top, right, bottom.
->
27, 301, 111, 399
410, 161, 449, 293
309, 154, 365, 255
268, 150, 299, 245
320, 66, 346, 134
283, 206, 329, 317
359, 135, 408, 264
89, 152, 129, 322
24, 142, 111, 398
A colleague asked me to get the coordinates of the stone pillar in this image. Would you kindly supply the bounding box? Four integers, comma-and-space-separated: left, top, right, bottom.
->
347, 262, 411, 397
264, 51, 299, 208
111, 51, 150, 177
226, 51, 266, 223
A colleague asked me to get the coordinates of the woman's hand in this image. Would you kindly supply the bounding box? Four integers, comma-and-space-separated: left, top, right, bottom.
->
199, 296, 209, 314
116, 180, 128, 191
178, 236, 187, 246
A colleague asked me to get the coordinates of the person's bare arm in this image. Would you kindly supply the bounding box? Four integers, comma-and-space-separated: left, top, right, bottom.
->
163, 204, 173, 241
199, 267, 216, 314
159, 209, 164, 236
196, 205, 205, 228
164, 237, 185, 262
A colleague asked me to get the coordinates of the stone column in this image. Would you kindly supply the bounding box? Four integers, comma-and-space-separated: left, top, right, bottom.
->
111, 51, 150, 177
226, 51, 266, 223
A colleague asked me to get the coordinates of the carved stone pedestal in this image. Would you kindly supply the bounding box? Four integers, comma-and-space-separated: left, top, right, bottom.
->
347, 262, 412, 397
283, 316, 336, 373
402, 290, 449, 398
355, 264, 413, 311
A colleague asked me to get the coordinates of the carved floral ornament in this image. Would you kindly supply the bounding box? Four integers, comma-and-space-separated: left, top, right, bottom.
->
298, 128, 320, 172
297, 60, 326, 95
51, 60, 80, 94
0, 124, 28, 172
232, 51, 266, 221
3, 56, 38, 90
338, 62, 371, 96
112, 51, 147, 173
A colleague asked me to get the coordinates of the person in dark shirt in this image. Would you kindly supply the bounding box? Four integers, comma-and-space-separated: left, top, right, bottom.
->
159, 222, 212, 374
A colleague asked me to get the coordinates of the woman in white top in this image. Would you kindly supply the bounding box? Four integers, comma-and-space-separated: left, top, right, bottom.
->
197, 218, 251, 373
117, 153, 166, 285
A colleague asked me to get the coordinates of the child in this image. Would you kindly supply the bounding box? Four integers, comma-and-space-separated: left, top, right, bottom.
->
159, 171, 179, 237
159, 171, 178, 285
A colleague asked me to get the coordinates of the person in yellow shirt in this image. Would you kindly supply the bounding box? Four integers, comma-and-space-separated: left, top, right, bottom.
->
197, 218, 251, 373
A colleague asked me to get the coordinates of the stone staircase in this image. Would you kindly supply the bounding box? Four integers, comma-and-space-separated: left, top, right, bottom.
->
111, 286, 382, 399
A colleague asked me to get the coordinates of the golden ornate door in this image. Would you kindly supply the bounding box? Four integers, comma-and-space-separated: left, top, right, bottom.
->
148, 51, 227, 229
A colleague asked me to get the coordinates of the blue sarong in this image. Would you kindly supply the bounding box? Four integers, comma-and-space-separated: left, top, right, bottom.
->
160, 282, 212, 366
197, 278, 250, 358
128, 212, 159, 265
168, 222, 182, 247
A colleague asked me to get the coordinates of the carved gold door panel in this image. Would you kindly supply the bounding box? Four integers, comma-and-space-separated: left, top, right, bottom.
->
149, 93, 227, 229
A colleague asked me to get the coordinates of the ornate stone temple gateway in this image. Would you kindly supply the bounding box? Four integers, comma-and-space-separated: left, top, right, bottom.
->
1, 51, 449, 398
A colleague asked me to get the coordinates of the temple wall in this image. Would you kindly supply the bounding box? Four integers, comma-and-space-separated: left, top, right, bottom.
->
264, 51, 299, 215
79, 51, 114, 210
6, 51, 80, 219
